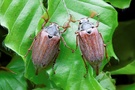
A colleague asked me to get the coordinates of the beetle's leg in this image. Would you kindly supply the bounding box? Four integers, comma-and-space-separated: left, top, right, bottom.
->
95, 64, 99, 75
96, 21, 99, 27
24, 29, 43, 58
98, 33, 108, 60
61, 36, 74, 53
35, 68, 39, 75
41, 17, 49, 29
68, 14, 76, 23
61, 20, 70, 33
81, 55, 88, 78
24, 38, 36, 58
104, 44, 111, 66
104, 44, 108, 60
60, 15, 71, 33
52, 49, 60, 74
75, 32, 79, 51
61, 14, 76, 33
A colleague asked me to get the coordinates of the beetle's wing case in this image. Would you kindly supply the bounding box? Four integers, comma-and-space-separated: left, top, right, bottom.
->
32, 23, 60, 69
78, 28, 104, 63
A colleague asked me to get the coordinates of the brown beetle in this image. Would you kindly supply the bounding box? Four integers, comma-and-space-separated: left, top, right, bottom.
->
25, 13, 73, 75
75, 14, 107, 76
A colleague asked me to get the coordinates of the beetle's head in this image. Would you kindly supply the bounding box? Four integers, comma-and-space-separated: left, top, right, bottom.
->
78, 18, 95, 33
44, 23, 60, 38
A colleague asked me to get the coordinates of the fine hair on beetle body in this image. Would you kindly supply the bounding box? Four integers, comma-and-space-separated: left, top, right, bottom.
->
74, 12, 108, 77
24, 10, 74, 75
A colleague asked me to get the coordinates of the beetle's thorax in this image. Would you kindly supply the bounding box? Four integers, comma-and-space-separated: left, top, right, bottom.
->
43, 23, 60, 38
78, 18, 96, 34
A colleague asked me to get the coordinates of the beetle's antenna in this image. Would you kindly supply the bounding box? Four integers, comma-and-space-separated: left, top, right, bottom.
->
89, 11, 100, 27
90, 11, 97, 18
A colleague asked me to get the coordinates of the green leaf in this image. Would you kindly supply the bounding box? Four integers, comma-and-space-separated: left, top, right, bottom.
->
0, 0, 118, 89
25, 54, 61, 89
111, 60, 135, 74
0, 55, 27, 90
0, 0, 44, 57
104, 0, 131, 9
96, 72, 116, 90
109, 20, 135, 75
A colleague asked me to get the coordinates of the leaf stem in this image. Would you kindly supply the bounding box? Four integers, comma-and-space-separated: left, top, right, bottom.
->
62, 0, 70, 15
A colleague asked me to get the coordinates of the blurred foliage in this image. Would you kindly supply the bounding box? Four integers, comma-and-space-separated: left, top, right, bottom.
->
104, 0, 131, 9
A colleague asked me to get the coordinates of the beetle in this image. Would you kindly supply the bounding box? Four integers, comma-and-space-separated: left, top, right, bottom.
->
75, 14, 107, 76
25, 13, 73, 75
